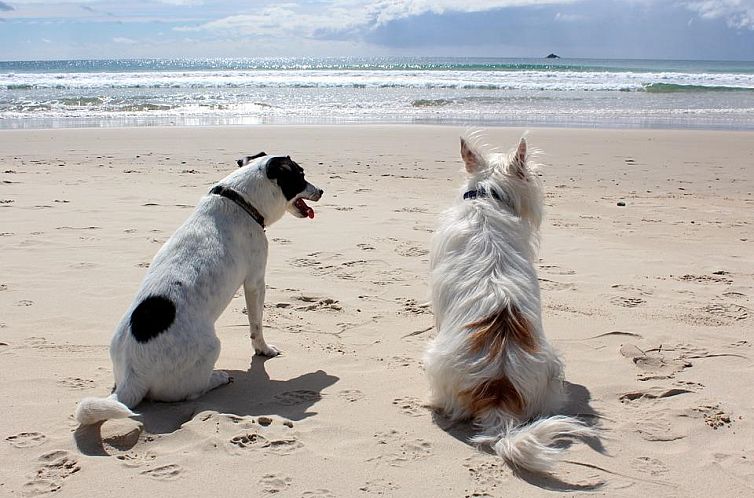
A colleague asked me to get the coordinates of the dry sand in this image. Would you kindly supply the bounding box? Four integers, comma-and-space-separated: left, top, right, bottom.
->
1, 125, 752, 496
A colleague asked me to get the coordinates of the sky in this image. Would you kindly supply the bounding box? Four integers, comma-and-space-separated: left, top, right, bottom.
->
0, 0, 753, 61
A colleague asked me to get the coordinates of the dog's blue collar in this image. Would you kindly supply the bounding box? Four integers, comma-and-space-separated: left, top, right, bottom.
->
209, 185, 265, 229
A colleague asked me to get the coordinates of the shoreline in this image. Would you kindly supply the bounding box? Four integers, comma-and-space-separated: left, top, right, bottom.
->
3, 117, 754, 132
1, 125, 752, 496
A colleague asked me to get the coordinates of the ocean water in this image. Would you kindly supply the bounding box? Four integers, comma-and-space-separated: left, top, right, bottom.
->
1, 57, 754, 130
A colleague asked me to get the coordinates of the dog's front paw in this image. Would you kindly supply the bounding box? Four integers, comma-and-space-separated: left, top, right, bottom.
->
254, 344, 281, 357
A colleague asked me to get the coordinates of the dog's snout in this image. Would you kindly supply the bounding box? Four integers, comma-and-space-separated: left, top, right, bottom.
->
309, 187, 323, 201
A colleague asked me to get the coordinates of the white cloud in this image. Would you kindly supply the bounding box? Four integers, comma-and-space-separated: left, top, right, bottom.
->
157, 0, 204, 5
112, 36, 137, 44
554, 11, 588, 21
174, 0, 581, 38
682, 0, 754, 30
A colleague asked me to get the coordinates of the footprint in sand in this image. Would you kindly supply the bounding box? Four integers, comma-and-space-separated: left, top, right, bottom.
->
620, 343, 692, 381
115, 451, 158, 468
630, 456, 670, 476
722, 290, 748, 300
302, 489, 336, 498
700, 302, 750, 322
259, 474, 292, 494
293, 296, 343, 312
538, 278, 575, 291
396, 297, 431, 315
463, 456, 510, 490
387, 355, 417, 368
610, 296, 646, 308
538, 264, 576, 276
264, 437, 303, 456
680, 403, 734, 429
624, 341, 746, 380
337, 389, 365, 403
6, 432, 47, 448
392, 396, 427, 417
369, 430, 432, 467
56, 377, 96, 390
229, 432, 270, 450
140, 464, 183, 481
23, 450, 80, 496
619, 386, 693, 403
632, 414, 686, 442
545, 302, 596, 317
394, 243, 429, 257
675, 273, 733, 285
359, 479, 399, 495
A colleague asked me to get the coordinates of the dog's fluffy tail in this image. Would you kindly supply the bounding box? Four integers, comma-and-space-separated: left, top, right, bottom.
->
472, 415, 594, 474
75, 394, 138, 425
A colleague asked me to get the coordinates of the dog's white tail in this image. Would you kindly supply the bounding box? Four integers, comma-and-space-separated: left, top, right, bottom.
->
472, 415, 594, 474
75, 394, 138, 425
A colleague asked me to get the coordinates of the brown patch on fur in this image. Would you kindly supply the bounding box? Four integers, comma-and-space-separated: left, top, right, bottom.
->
466, 305, 538, 357
460, 375, 525, 415
458, 306, 538, 416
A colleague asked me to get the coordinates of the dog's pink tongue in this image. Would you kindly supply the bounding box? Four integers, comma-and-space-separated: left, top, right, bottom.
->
307, 207, 315, 219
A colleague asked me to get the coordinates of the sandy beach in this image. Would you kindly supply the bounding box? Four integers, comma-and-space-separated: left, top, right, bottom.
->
1, 125, 752, 496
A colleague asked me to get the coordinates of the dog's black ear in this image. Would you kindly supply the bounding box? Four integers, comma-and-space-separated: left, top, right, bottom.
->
460, 138, 483, 173
266, 156, 291, 180
237, 152, 267, 168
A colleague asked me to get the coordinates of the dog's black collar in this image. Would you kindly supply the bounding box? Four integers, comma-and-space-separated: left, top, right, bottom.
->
463, 187, 501, 201
464, 186, 517, 212
209, 185, 265, 229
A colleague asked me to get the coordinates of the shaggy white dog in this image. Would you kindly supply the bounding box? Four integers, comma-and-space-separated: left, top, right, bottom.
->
423, 135, 593, 473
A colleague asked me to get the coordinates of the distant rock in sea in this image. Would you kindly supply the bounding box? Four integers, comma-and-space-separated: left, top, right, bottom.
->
546, 53, 561, 59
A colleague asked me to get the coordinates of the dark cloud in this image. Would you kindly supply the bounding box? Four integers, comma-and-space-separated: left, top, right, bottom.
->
0, 1, 15, 13
347, 0, 754, 59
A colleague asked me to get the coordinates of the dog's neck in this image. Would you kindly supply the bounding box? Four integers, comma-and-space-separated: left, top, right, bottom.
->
463, 186, 514, 212
209, 185, 265, 229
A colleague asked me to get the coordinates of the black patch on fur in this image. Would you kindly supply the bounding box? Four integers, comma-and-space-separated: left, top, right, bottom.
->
130, 295, 176, 343
266, 156, 307, 201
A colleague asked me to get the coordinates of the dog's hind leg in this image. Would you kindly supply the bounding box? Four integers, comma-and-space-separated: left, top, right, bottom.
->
147, 331, 230, 402
244, 279, 280, 357
185, 370, 231, 400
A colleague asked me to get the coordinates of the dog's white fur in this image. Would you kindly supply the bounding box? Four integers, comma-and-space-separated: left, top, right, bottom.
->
75, 154, 322, 425
423, 135, 593, 473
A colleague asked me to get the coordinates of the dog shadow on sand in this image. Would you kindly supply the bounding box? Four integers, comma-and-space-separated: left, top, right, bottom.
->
74, 355, 339, 456
432, 381, 609, 492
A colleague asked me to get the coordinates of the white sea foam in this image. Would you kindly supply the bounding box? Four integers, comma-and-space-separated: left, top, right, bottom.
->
2, 58, 754, 129
3, 69, 754, 91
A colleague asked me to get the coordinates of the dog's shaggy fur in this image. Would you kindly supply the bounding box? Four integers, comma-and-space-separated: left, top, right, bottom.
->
75, 153, 322, 425
423, 135, 593, 474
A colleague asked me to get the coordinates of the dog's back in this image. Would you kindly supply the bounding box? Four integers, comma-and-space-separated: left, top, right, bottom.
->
424, 136, 593, 474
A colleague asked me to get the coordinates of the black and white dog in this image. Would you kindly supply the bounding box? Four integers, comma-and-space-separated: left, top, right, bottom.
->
75, 153, 323, 425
